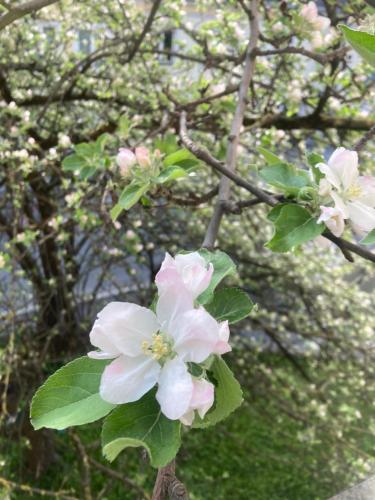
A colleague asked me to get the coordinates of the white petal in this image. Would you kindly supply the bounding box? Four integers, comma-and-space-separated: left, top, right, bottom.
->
172, 308, 220, 363
328, 147, 359, 191
156, 358, 193, 420
317, 206, 345, 237
100, 355, 160, 404
89, 322, 121, 358
331, 192, 349, 218
156, 285, 193, 332
358, 176, 375, 208
347, 201, 375, 233
87, 350, 117, 360
317, 162, 341, 190
95, 302, 159, 357
180, 410, 195, 426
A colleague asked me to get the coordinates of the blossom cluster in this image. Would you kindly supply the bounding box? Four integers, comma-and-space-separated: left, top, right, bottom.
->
116, 146, 160, 178
317, 148, 375, 237
299, 1, 331, 49
88, 252, 231, 425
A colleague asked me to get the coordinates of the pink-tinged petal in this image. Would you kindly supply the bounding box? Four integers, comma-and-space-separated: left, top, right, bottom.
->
156, 285, 194, 332
89, 323, 121, 359
190, 378, 215, 420
358, 176, 375, 208
214, 321, 231, 355
315, 15, 330, 31
301, 1, 318, 22
328, 147, 358, 191
100, 355, 160, 404
155, 253, 183, 293
172, 308, 221, 363
156, 358, 193, 420
116, 148, 136, 175
156, 252, 213, 300
347, 201, 375, 233
317, 206, 345, 237
135, 147, 151, 168
95, 302, 159, 357
174, 252, 214, 298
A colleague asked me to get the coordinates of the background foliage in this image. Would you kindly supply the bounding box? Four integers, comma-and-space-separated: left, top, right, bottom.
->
0, 0, 374, 498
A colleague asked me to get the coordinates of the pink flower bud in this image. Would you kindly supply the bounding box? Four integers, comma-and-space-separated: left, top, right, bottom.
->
116, 148, 136, 176
135, 147, 151, 168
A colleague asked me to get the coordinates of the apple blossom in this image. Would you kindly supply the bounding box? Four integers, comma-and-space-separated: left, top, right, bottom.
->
135, 146, 151, 168
155, 252, 214, 301
317, 206, 345, 237
317, 148, 375, 234
300, 2, 330, 32
88, 265, 230, 423
116, 148, 136, 176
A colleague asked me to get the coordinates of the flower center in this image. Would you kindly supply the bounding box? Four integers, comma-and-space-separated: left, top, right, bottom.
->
345, 184, 362, 201
142, 333, 172, 361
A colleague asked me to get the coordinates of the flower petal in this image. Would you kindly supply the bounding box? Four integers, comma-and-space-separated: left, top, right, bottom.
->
214, 321, 232, 355
190, 378, 215, 419
317, 162, 341, 190
100, 355, 160, 404
328, 147, 359, 191
347, 201, 375, 233
358, 176, 375, 208
172, 308, 221, 363
156, 358, 193, 420
89, 322, 121, 359
156, 252, 213, 300
94, 302, 159, 357
317, 206, 345, 237
331, 192, 349, 218
156, 285, 194, 332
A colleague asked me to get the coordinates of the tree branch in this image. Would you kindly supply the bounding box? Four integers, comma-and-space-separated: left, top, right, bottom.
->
179, 114, 375, 264
0, 0, 59, 30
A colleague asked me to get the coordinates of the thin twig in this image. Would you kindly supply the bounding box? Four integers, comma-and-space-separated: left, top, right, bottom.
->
353, 123, 375, 152
0, 0, 58, 30
201, 0, 260, 248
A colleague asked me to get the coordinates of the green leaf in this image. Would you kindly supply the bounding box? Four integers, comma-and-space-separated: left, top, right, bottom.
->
266, 204, 324, 253
30, 357, 115, 431
156, 165, 189, 183
80, 165, 97, 181
193, 357, 243, 429
155, 134, 178, 155
339, 25, 375, 67
205, 288, 254, 324
306, 152, 325, 183
118, 182, 150, 210
360, 228, 375, 245
260, 162, 312, 196
62, 154, 87, 172
163, 149, 199, 170
101, 390, 181, 468
95, 133, 111, 153
75, 142, 95, 159
110, 203, 123, 222
197, 250, 236, 304
257, 146, 283, 165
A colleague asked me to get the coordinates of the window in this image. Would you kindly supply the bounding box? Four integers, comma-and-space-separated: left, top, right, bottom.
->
78, 29, 92, 54
159, 30, 173, 64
